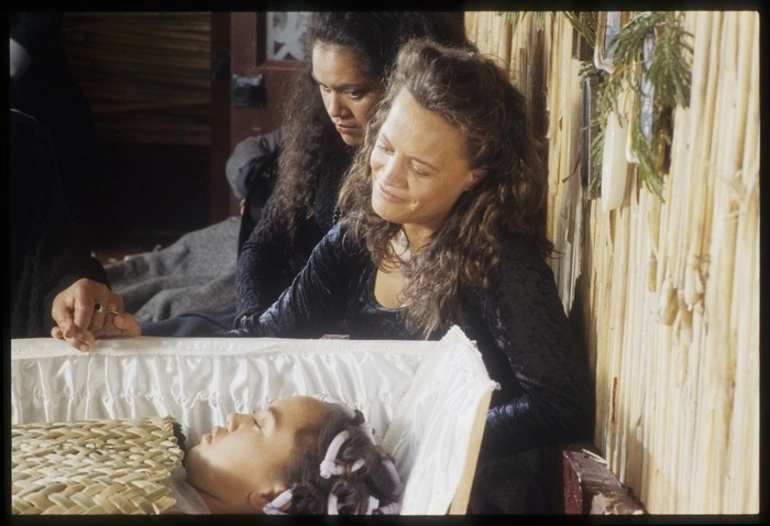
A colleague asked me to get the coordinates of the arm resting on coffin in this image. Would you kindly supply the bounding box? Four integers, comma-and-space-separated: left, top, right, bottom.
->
235, 189, 303, 325
236, 223, 354, 338
473, 236, 594, 457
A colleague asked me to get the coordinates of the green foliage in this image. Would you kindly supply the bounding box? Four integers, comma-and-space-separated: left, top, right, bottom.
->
566, 11, 693, 202
490, 11, 692, 202
647, 13, 693, 109
564, 11, 599, 47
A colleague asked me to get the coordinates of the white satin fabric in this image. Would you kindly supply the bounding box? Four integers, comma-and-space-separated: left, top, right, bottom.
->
11, 326, 497, 515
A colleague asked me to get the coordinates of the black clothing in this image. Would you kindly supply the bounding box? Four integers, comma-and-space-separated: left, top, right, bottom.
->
139, 127, 344, 338
140, 304, 236, 337
9, 109, 108, 338
9, 12, 102, 229
236, 222, 594, 458
234, 151, 346, 325
140, 127, 345, 337
235, 128, 283, 250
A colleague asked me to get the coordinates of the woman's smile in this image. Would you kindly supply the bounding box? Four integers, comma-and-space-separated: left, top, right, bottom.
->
375, 182, 406, 203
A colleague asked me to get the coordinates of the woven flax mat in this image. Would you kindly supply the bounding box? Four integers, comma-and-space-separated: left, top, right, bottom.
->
12, 416, 185, 515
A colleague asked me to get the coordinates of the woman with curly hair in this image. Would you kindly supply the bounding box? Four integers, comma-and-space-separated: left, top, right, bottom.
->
233, 11, 468, 327
235, 38, 594, 513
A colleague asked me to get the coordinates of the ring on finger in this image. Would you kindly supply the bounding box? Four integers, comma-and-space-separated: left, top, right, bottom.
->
94, 302, 119, 315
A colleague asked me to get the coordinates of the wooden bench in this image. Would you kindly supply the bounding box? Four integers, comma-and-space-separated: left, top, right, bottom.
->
560, 442, 646, 514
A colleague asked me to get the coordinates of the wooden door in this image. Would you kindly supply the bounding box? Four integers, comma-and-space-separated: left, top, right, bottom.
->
209, 12, 308, 222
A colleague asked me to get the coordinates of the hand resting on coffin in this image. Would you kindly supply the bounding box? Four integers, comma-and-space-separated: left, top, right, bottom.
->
50, 277, 141, 352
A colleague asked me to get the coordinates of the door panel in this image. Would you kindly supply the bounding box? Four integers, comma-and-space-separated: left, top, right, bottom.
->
210, 12, 308, 221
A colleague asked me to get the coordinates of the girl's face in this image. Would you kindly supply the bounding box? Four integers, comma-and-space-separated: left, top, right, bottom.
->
311, 42, 381, 146
185, 395, 327, 513
370, 88, 482, 239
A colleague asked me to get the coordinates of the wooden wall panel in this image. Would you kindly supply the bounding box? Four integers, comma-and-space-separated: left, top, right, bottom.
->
62, 12, 211, 147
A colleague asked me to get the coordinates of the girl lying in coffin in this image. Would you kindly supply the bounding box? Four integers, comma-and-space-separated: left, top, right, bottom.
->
170, 395, 401, 515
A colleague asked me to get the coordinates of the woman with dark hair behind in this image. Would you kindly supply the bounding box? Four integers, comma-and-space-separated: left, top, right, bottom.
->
232, 38, 595, 513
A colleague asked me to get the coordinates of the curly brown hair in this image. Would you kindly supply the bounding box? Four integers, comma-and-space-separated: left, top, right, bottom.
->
262, 12, 468, 242
338, 38, 554, 337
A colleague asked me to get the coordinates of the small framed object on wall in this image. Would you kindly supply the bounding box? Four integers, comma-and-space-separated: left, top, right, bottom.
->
594, 12, 623, 74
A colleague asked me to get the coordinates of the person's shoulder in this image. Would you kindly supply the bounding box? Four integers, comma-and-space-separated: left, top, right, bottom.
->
324, 219, 367, 254
325, 219, 353, 243
499, 233, 544, 263
491, 233, 557, 283
10, 108, 45, 136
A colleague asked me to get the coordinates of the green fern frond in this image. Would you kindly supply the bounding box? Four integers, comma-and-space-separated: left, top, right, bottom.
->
562, 10, 692, 203
630, 117, 666, 199
588, 112, 608, 198
564, 11, 599, 45
647, 12, 693, 108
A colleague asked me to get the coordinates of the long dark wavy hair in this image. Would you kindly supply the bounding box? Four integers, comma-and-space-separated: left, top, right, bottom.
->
338, 38, 554, 337
263, 12, 468, 241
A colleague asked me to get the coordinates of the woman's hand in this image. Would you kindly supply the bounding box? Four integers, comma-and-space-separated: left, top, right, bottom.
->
50, 278, 142, 351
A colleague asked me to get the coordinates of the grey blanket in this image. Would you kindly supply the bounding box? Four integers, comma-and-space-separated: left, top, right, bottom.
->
105, 217, 240, 323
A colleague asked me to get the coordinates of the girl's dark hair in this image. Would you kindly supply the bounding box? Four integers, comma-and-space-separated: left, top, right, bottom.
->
338, 38, 554, 337
263, 12, 468, 241
283, 404, 400, 514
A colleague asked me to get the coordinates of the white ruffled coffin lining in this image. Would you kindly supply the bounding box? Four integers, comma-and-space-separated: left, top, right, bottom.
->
11, 325, 498, 515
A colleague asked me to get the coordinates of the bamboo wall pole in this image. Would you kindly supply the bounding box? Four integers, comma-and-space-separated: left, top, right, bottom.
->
691, 11, 731, 514
675, 11, 716, 513
551, 16, 572, 297
700, 10, 748, 513
723, 10, 759, 513
724, 12, 759, 501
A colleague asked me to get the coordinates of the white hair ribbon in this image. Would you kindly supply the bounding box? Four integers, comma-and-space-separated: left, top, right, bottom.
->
320, 430, 351, 478
262, 488, 293, 515
320, 430, 368, 478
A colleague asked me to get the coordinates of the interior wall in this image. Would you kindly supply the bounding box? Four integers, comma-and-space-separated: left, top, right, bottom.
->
61, 12, 213, 244
465, 11, 759, 514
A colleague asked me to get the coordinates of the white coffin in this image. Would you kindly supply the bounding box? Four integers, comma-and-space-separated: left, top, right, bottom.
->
11, 326, 498, 515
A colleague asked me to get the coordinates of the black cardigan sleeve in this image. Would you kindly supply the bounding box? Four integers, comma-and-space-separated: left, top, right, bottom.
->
236, 223, 354, 338
472, 236, 594, 457
234, 185, 307, 324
